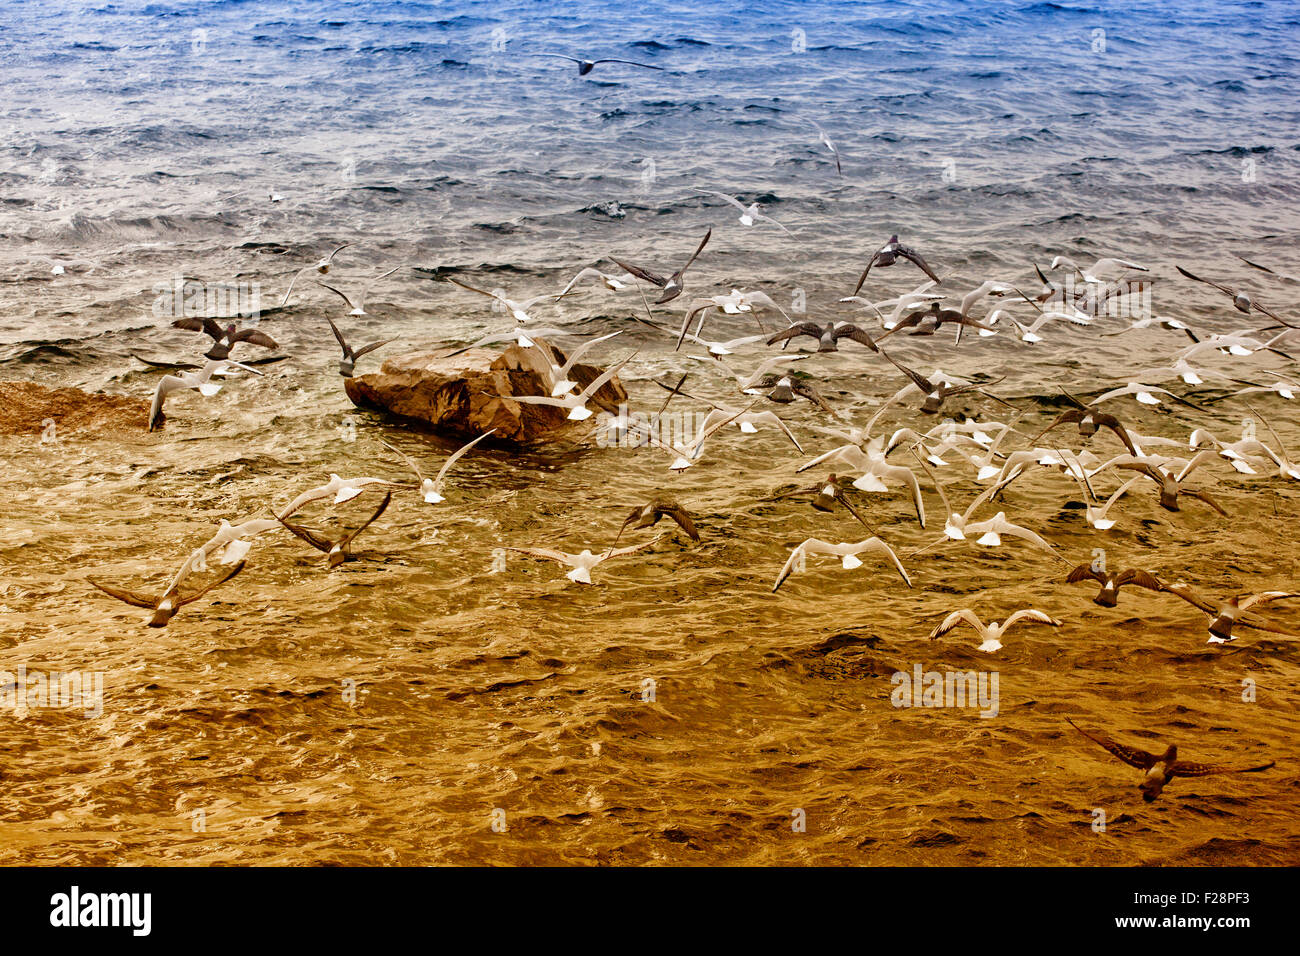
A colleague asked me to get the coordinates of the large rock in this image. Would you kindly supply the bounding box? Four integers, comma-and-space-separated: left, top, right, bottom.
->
0, 381, 153, 437
343, 340, 628, 443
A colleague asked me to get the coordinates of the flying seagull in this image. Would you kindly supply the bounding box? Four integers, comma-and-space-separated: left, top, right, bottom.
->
171, 317, 278, 361
613, 497, 700, 549
148, 359, 262, 431
88, 561, 247, 628
1160, 583, 1300, 643
1176, 265, 1293, 326
278, 492, 392, 569
853, 234, 941, 296
772, 536, 912, 592
928, 608, 1061, 653
767, 321, 879, 353
611, 229, 711, 305
381, 430, 496, 504
527, 53, 664, 76
318, 265, 402, 317
1066, 718, 1275, 802
326, 315, 394, 378
505, 536, 664, 585
1065, 565, 1164, 607
693, 189, 792, 235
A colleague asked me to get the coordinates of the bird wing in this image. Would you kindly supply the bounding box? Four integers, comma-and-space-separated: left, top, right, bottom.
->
1182, 489, 1229, 517
339, 492, 392, 549
659, 503, 700, 541
88, 579, 159, 609
319, 281, 361, 312
835, 324, 880, 351
1066, 564, 1105, 586
1176, 264, 1235, 298
603, 535, 665, 560
172, 316, 225, 340
432, 429, 496, 488
677, 229, 712, 275
929, 609, 982, 639
879, 349, 932, 393
592, 58, 664, 71
1066, 719, 1160, 770
353, 338, 395, 359
896, 243, 941, 283
772, 541, 812, 592
276, 516, 335, 554
608, 258, 667, 287
1161, 582, 1218, 616
1238, 590, 1300, 612
1115, 569, 1164, 593
766, 322, 823, 347
177, 561, 247, 606
325, 314, 351, 357
857, 537, 912, 587
231, 328, 278, 349
1002, 608, 1061, 630
1171, 759, 1275, 778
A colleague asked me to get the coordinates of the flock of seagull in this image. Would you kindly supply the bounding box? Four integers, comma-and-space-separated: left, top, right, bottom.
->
74, 54, 1299, 802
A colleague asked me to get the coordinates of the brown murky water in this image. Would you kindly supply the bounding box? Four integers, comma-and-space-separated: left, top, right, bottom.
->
3, 265, 1299, 865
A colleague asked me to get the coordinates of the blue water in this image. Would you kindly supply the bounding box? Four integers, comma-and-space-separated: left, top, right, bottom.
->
2, 0, 1298, 356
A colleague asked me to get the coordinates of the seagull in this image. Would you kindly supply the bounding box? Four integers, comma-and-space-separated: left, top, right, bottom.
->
876, 301, 999, 344
716, 354, 808, 393
677, 329, 769, 357
171, 317, 278, 361
693, 189, 792, 235
448, 325, 569, 356
1176, 265, 1293, 325
767, 321, 879, 353
1050, 255, 1147, 284
496, 354, 631, 421
772, 536, 912, 592
698, 406, 803, 451
285, 243, 350, 295
319, 266, 402, 317
1066, 718, 1276, 802
278, 492, 391, 569
766, 474, 878, 533
1175, 329, 1292, 362
880, 351, 1013, 415
1236, 254, 1299, 283
1007, 309, 1092, 344
840, 279, 944, 328
928, 608, 1061, 653
381, 430, 496, 504
807, 119, 842, 176
526, 53, 664, 76
326, 315, 394, 378
613, 497, 700, 547
918, 470, 1064, 561
148, 359, 263, 431
555, 266, 636, 298
1102, 314, 1195, 337
1189, 427, 1281, 475
1029, 397, 1138, 456
505, 536, 664, 585
447, 277, 559, 324
853, 235, 941, 296
1065, 565, 1164, 607
1066, 472, 1145, 531
645, 403, 757, 471
677, 288, 790, 347
532, 330, 624, 396
612, 229, 711, 305
88, 561, 247, 628
1097, 453, 1228, 515
195, 517, 283, 566
797, 441, 926, 526
1161, 583, 1300, 643
1090, 382, 1202, 409
277, 474, 404, 520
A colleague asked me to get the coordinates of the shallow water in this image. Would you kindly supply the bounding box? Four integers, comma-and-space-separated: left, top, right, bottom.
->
2, 0, 1300, 865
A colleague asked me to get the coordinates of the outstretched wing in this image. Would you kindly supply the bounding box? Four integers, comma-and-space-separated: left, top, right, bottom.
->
177, 561, 248, 606
1171, 759, 1276, 778
353, 338, 395, 359
231, 328, 278, 349
88, 579, 159, 609
325, 314, 351, 357
879, 349, 932, 393
929, 608, 982, 639
676, 229, 712, 275
339, 492, 391, 550
659, 502, 700, 541
1115, 569, 1164, 593
276, 516, 335, 554
896, 243, 941, 283
1066, 564, 1105, 586
1066, 718, 1159, 770
1003, 608, 1061, 630
609, 258, 667, 288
